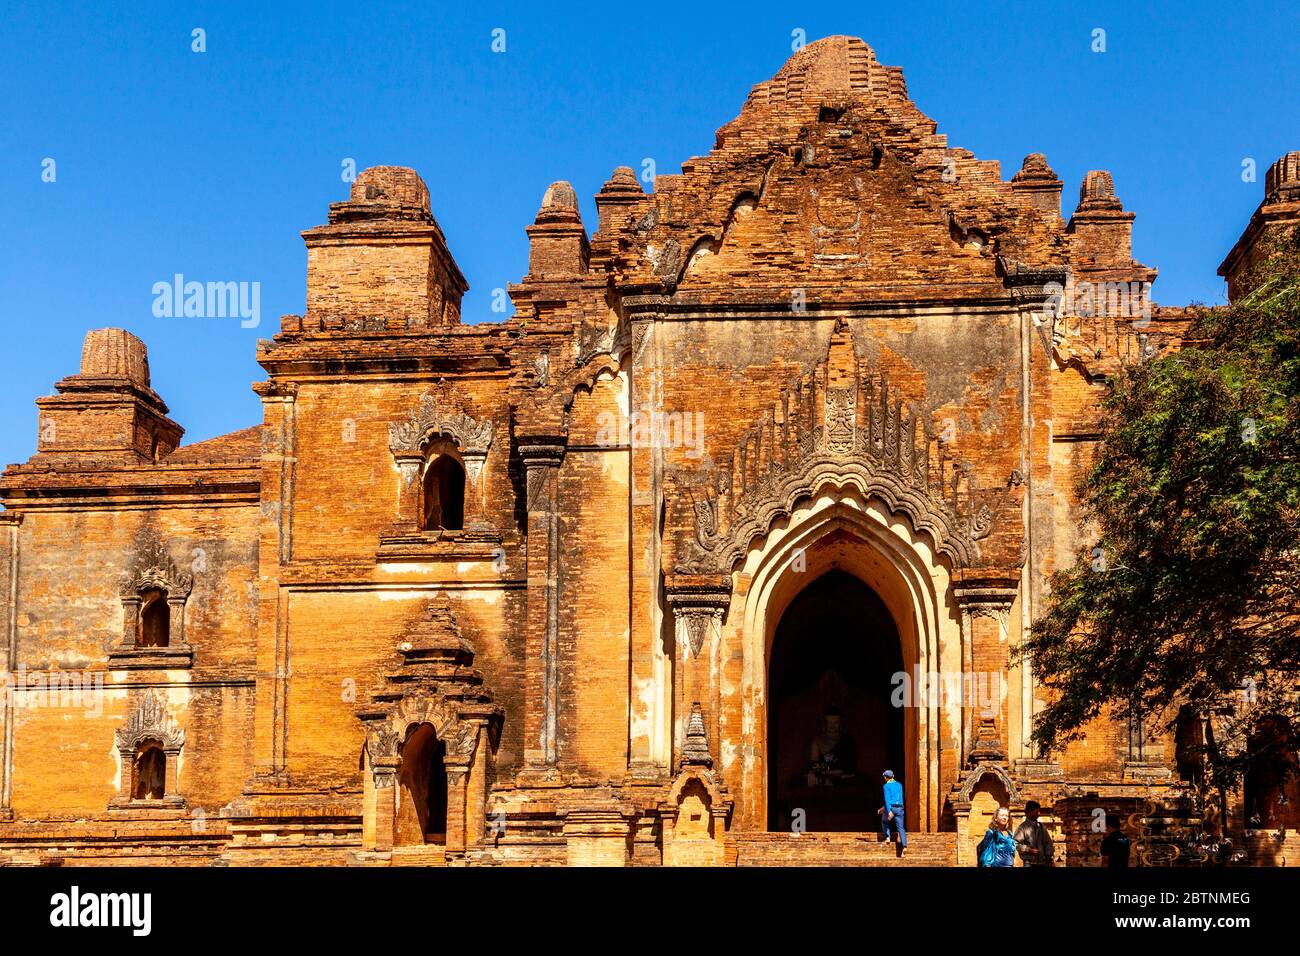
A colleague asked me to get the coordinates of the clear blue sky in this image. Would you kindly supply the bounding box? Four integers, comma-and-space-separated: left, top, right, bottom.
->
2, 1, 1297, 468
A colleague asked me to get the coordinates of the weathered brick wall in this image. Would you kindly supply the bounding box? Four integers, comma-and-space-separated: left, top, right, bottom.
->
3, 34, 1289, 866
5, 502, 258, 818
557, 370, 631, 780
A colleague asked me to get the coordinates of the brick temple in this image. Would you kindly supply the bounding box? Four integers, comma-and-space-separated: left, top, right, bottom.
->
2, 36, 1297, 866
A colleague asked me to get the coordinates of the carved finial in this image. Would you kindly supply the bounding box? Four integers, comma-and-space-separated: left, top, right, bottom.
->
348, 166, 431, 216
598, 166, 644, 198
535, 180, 582, 226
116, 689, 185, 751
388, 393, 494, 455
1012, 153, 1056, 183
119, 530, 193, 599
681, 702, 714, 768
1076, 170, 1123, 213
1265, 151, 1300, 204
80, 328, 152, 386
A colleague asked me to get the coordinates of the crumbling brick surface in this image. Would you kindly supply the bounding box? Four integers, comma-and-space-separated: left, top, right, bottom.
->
0, 36, 1291, 867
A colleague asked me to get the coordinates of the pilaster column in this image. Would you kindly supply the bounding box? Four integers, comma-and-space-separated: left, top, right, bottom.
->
444, 762, 470, 856
665, 576, 731, 768
518, 439, 565, 772
0, 511, 21, 821
166, 594, 187, 646
954, 582, 1018, 767
625, 297, 669, 778
119, 595, 141, 648
464, 720, 489, 850
461, 450, 490, 528
371, 760, 399, 852
392, 452, 423, 533
250, 379, 298, 783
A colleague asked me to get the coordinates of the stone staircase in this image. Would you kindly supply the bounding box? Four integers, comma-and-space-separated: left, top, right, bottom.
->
726, 831, 958, 867
387, 843, 448, 867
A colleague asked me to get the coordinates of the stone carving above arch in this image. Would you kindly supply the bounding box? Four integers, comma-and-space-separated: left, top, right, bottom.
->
672, 321, 997, 574
118, 533, 193, 601
955, 762, 1020, 805
388, 393, 494, 456
364, 690, 484, 763
116, 689, 185, 753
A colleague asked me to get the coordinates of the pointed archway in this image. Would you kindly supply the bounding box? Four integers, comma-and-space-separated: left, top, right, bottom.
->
767, 569, 904, 831
731, 488, 959, 833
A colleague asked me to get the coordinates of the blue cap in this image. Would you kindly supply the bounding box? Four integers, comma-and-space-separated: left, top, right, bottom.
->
883, 769, 894, 778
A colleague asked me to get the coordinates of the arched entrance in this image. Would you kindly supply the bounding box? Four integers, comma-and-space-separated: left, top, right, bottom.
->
396, 723, 450, 846
767, 570, 904, 831
734, 489, 958, 832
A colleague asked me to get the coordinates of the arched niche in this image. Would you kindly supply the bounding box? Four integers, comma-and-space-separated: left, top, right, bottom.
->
733, 488, 959, 833
360, 690, 497, 859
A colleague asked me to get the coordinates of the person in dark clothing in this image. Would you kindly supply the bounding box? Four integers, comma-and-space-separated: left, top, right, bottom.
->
1100, 813, 1130, 868
1014, 799, 1054, 867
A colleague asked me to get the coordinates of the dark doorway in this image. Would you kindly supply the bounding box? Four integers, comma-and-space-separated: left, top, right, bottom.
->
132, 743, 166, 800
139, 588, 170, 647
397, 723, 450, 845
1244, 716, 1300, 830
422, 456, 466, 531
767, 570, 904, 832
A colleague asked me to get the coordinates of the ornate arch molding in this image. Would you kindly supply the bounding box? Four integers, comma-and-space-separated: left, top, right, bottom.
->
363, 688, 491, 773
564, 350, 625, 406
388, 392, 495, 458
387, 393, 496, 537
110, 689, 186, 809
678, 452, 982, 575
956, 762, 1020, 805
111, 532, 196, 669
728, 493, 951, 832
670, 319, 1010, 577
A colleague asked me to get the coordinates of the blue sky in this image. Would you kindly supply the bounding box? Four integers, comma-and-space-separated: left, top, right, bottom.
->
2, 1, 1297, 468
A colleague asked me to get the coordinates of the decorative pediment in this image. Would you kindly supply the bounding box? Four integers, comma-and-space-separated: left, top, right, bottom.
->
357, 599, 503, 773
612, 37, 1068, 298
673, 323, 998, 574
118, 533, 193, 599
956, 762, 1019, 804
388, 393, 494, 455
116, 690, 185, 752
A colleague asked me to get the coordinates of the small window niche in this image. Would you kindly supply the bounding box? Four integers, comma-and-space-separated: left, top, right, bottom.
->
422, 449, 467, 532
381, 393, 501, 560
111, 535, 195, 670
138, 588, 171, 648
110, 690, 187, 812
131, 743, 167, 800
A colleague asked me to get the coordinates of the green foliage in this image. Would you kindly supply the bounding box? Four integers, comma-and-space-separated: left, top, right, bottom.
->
1018, 228, 1300, 789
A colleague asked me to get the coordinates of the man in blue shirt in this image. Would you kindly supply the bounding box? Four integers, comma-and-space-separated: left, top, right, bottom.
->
879, 769, 907, 856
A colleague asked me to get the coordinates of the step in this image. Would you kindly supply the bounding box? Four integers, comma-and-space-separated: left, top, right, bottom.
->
388, 844, 448, 867
726, 831, 958, 867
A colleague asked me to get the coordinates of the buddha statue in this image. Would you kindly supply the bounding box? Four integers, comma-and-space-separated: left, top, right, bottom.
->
806, 707, 857, 786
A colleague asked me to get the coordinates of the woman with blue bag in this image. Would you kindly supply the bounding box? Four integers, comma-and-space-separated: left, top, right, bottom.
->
976, 807, 1017, 867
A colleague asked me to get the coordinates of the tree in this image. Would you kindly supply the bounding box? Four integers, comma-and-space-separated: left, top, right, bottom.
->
1018, 227, 1300, 796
